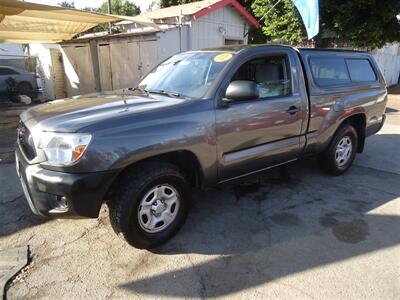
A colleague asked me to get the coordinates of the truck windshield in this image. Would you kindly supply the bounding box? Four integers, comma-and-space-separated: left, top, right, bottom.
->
138, 51, 233, 99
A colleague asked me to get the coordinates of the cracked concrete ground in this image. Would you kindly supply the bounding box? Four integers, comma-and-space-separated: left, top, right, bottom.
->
1, 90, 399, 299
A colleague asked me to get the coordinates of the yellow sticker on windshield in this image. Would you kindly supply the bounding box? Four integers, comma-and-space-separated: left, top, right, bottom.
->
214, 53, 233, 62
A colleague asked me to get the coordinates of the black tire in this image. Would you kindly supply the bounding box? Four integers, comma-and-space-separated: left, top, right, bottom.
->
17, 81, 33, 95
318, 124, 358, 176
109, 162, 191, 249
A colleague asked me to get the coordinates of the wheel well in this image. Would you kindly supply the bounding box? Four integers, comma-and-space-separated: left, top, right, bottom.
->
145, 151, 203, 187
106, 151, 203, 200
342, 114, 366, 153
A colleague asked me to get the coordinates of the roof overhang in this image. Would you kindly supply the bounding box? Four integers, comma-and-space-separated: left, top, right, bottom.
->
193, 0, 260, 28
0, 0, 160, 44
130, 0, 259, 28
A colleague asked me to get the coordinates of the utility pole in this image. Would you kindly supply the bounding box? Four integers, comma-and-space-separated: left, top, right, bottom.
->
108, 0, 112, 34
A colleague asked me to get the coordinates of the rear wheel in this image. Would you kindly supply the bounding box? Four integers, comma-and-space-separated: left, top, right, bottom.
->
109, 162, 191, 249
318, 124, 358, 175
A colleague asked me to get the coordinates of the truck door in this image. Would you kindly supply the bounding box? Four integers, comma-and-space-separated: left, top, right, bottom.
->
215, 50, 307, 181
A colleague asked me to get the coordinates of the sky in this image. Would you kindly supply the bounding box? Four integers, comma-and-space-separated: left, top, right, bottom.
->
28, 0, 154, 11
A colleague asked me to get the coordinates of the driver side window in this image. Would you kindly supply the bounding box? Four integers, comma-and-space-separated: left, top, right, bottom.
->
231, 55, 292, 99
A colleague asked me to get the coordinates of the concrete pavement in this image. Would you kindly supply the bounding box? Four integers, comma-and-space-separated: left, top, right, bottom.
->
0, 90, 399, 299
0, 247, 28, 299
0, 101, 30, 164
354, 86, 400, 174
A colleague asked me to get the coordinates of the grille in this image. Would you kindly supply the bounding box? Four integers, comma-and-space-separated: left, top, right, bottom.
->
17, 121, 37, 160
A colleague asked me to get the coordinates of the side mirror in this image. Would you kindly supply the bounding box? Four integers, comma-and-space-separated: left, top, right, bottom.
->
223, 80, 259, 103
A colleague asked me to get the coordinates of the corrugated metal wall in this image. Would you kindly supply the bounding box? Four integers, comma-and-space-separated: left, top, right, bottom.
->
371, 43, 400, 86
97, 38, 160, 90
97, 43, 113, 91
61, 35, 163, 96
99, 40, 139, 90
62, 43, 97, 96
57, 7, 250, 96
158, 26, 189, 61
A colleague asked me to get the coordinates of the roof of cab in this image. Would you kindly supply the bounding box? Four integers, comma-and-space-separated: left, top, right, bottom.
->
298, 48, 368, 54
202, 44, 368, 54
202, 44, 295, 53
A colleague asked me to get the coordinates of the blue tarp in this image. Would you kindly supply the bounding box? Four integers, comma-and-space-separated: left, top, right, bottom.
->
292, 0, 319, 39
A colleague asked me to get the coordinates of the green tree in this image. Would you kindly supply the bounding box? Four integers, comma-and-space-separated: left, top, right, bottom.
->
252, 0, 304, 45
86, 0, 141, 33
320, 0, 400, 48
160, 0, 198, 8
97, 0, 140, 16
252, 0, 400, 48
237, 0, 268, 44
58, 1, 75, 8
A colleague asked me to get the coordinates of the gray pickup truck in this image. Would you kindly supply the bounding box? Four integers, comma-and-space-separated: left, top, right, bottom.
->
15, 45, 387, 249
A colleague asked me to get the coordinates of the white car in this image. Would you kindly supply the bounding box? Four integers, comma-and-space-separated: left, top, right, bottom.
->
0, 66, 38, 99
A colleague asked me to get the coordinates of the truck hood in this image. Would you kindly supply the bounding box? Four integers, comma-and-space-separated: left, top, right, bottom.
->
21, 91, 185, 132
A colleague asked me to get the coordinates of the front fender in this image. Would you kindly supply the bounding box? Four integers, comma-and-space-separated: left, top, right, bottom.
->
81, 101, 218, 186
112, 124, 217, 186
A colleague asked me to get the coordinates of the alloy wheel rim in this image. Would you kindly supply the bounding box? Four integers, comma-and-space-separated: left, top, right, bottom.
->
138, 184, 180, 233
335, 136, 352, 167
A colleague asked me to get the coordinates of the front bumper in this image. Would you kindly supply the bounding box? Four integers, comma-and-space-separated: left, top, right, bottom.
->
15, 147, 119, 218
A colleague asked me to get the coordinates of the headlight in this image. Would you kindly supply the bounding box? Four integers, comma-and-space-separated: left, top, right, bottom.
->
36, 132, 92, 166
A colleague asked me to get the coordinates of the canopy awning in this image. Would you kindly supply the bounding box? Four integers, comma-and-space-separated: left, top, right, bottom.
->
0, 0, 160, 44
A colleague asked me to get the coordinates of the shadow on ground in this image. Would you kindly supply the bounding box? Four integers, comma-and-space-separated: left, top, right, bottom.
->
0, 193, 46, 238
1, 131, 399, 297
386, 107, 399, 113
120, 157, 400, 297
0, 163, 47, 238
388, 85, 400, 95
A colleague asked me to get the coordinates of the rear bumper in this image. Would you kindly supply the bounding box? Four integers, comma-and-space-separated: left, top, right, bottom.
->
15, 148, 119, 218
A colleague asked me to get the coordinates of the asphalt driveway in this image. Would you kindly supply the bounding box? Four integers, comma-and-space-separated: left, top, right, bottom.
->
1, 90, 399, 299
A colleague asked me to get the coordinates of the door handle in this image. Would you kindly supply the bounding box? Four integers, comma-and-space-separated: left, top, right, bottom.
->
286, 106, 300, 115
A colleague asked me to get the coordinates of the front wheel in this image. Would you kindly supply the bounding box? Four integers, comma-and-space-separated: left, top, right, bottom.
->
109, 162, 191, 249
318, 124, 358, 176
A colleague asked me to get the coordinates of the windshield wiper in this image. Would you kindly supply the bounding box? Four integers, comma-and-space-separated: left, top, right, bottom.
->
147, 89, 182, 98
128, 86, 149, 96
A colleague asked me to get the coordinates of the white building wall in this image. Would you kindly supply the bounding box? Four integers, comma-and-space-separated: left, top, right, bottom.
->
190, 5, 249, 50
0, 44, 25, 69
31, 43, 98, 99
29, 43, 61, 100
371, 43, 400, 86
0, 44, 24, 58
